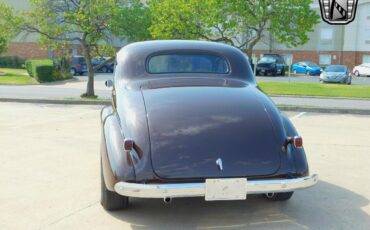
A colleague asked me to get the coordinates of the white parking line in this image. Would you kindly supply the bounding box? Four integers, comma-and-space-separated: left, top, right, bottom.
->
290, 112, 306, 121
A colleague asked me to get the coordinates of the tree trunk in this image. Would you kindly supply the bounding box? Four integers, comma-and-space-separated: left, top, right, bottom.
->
81, 41, 95, 97
245, 26, 265, 61
245, 48, 253, 60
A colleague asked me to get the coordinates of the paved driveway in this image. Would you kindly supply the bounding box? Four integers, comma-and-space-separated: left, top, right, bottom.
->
1, 103, 370, 229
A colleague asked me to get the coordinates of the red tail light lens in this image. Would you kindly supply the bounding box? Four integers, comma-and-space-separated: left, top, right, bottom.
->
123, 138, 134, 152
293, 136, 303, 148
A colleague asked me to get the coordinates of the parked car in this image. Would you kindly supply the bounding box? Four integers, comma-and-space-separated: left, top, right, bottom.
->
320, 65, 352, 84
92, 57, 114, 73
353, 63, 370, 77
256, 54, 286, 76
70, 56, 87, 76
100, 40, 318, 210
292, 61, 322, 76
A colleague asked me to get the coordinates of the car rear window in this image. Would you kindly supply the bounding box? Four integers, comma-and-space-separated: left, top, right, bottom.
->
147, 54, 229, 74
325, 66, 346, 72
259, 57, 276, 63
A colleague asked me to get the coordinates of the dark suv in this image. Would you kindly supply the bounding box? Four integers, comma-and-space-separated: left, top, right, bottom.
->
92, 57, 114, 73
70, 56, 87, 76
256, 54, 287, 76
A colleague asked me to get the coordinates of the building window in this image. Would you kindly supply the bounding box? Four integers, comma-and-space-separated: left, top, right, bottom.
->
320, 28, 333, 44
319, 54, 332, 65
365, 29, 370, 44
363, 55, 370, 64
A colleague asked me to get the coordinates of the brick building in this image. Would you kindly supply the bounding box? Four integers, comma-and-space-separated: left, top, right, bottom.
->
2, 0, 370, 69
253, 1, 370, 69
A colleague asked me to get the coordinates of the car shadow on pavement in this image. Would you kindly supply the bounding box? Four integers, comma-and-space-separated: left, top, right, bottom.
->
108, 181, 370, 229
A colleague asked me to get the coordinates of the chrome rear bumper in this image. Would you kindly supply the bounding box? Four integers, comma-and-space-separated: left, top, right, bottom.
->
114, 174, 318, 198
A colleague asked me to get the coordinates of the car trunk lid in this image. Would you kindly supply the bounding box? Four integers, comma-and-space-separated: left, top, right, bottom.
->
141, 78, 282, 179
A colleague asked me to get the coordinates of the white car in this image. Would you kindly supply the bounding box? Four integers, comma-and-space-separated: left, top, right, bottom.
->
353, 63, 370, 77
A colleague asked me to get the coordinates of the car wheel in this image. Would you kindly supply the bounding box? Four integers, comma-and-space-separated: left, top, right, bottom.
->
100, 162, 129, 210
281, 69, 285, 76
265, 192, 294, 201
306, 71, 310, 75
70, 68, 76, 76
354, 71, 360, 77
293, 70, 297, 74
272, 69, 277, 76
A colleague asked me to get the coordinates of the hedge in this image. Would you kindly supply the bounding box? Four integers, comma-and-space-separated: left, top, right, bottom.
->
25, 59, 56, 82
0, 56, 26, 69
25, 58, 72, 82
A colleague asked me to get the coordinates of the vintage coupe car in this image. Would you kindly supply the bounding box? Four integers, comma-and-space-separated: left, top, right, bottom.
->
100, 40, 318, 210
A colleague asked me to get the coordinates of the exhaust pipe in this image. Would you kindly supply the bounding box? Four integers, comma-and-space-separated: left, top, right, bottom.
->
266, 193, 275, 199
163, 197, 172, 204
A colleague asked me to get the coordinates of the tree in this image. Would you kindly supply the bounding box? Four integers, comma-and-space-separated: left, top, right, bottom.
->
149, 0, 320, 58
21, 0, 150, 98
0, 3, 22, 54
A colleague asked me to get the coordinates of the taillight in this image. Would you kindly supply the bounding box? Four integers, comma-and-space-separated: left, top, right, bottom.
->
284, 136, 303, 151
123, 138, 134, 153
76, 63, 81, 70
293, 136, 303, 148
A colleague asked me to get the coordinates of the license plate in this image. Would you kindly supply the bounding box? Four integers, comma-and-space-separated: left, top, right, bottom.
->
205, 178, 247, 201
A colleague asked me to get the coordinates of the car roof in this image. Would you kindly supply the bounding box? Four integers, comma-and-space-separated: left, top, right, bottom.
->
117, 40, 241, 63
116, 40, 255, 83
263, 53, 282, 56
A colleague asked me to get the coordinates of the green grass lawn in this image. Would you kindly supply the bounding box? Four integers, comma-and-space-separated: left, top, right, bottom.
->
258, 82, 370, 99
0, 68, 37, 85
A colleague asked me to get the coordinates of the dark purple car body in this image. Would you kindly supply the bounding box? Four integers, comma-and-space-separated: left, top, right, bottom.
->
100, 40, 317, 210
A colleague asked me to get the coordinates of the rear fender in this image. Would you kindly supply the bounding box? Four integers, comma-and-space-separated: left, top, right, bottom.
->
101, 106, 135, 191
281, 114, 309, 177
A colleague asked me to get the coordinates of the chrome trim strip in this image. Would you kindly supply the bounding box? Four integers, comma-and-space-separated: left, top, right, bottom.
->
114, 174, 318, 198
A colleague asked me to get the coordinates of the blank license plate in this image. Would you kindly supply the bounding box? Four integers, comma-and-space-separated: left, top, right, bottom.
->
205, 178, 247, 201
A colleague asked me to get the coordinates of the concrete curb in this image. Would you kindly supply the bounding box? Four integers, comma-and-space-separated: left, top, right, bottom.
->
278, 105, 370, 115
1, 97, 370, 115
270, 94, 370, 101
0, 98, 110, 106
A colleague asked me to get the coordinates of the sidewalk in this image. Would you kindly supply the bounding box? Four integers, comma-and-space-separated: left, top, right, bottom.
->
1, 76, 370, 114
270, 96, 370, 111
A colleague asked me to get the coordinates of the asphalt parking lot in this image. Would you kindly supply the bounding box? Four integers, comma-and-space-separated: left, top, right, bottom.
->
256, 75, 370, 85
1, 103, 370, 230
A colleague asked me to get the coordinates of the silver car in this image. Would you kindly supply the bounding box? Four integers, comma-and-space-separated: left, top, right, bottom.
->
320, 65, 352, 85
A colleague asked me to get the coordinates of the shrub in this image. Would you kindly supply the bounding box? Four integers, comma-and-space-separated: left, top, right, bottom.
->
53, 55, 72, 80
36, 65, 55, 82
0, 56, 26, 68
25, 60, 33, 77
25, 59, 54, 82
25, 58, 72, 82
